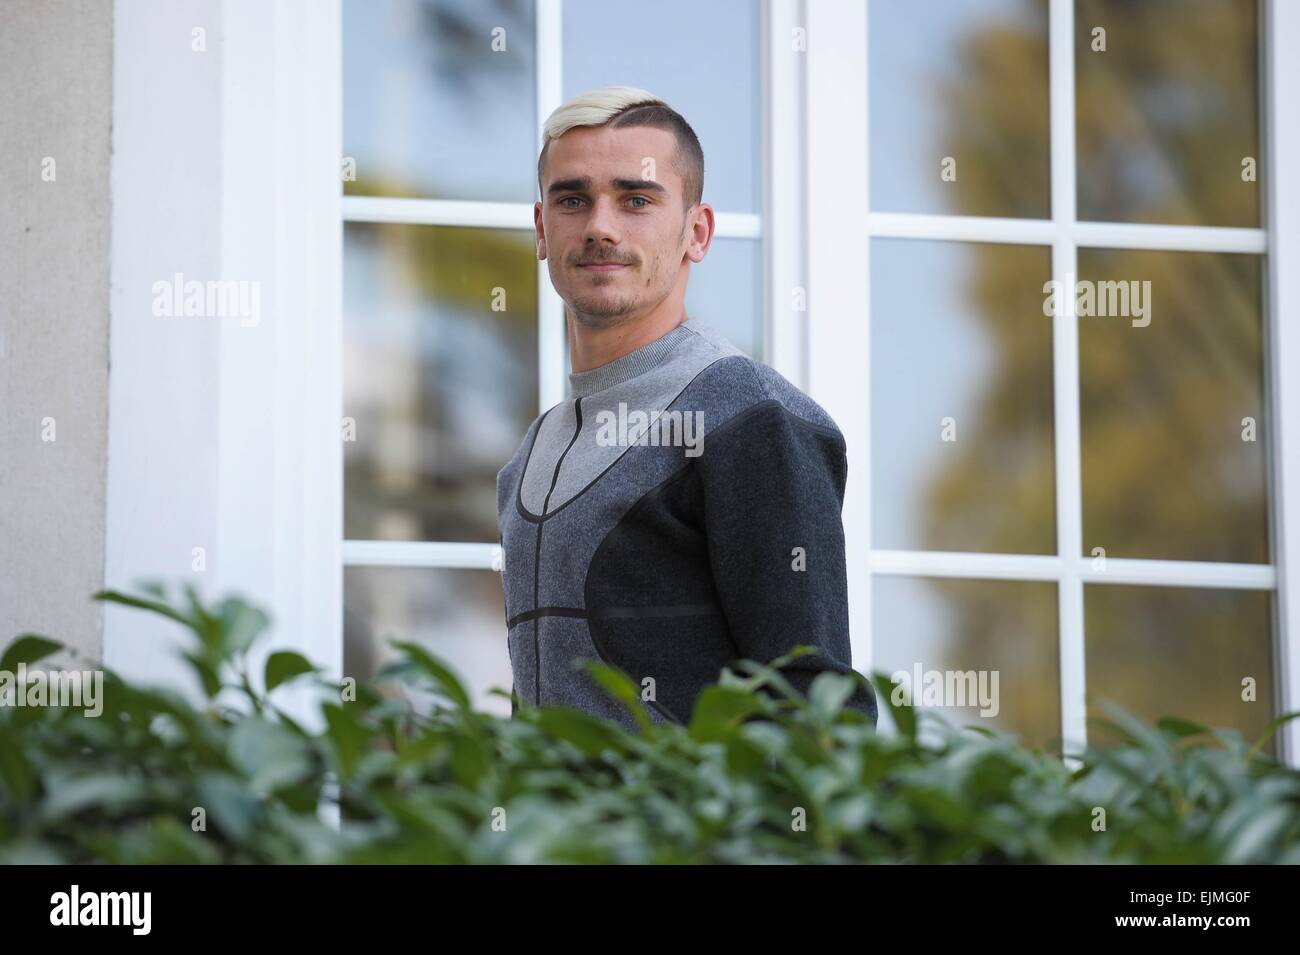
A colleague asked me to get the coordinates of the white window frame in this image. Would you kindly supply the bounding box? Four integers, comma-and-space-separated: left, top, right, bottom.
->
807, 0, 1300, 765
106, 0, 342, 728
330, 0, 1299, 765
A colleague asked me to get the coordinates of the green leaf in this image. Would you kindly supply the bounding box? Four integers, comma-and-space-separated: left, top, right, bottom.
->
0, 635, 63, 672
196, 771, 262, 842
768, 644, 821, 667
264, 651, 316, 693
577, 660, 652, 734
1091, 699, 1167, 751
135, 579, 170, 600
1246, 709, 1300, 761
0, 842, 65, 865
38, 772, 144, 822
0, 724, 36, 801
216, 597, 271, 659
322, 702, 372, 778
182, 583, 225, 656
808, 672, 855, 722
688, 685, 763, 740
93, 588, 191, 629
1156, 716, 1212, 740
449, 733, 491, 788
386, 640, 472, 709
395, 731, 446, 770
723, 733, 769, 774
534, 707, 627, 757
729, 659, 805, 705
181, 651, 223, 699
1090, 700, 1178, 781
872, 670, 916, 741
1223, 801, 1294, 864
228, 720, 314, 793
826, 793, 874, 831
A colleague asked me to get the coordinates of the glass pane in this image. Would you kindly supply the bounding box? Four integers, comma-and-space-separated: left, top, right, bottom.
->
1078, 248, 1267, 563
869, 0, 1050, 218
343, 0, 537, 201
684, 237, 761, 359
1075, 0, 1261, 227
871, 239, 1055, 553
872, 576, 1061, 753
562, 0, 760, 213
1084, 584, 1276, 756
345, 567, 511, 716
344, 223, 539, 542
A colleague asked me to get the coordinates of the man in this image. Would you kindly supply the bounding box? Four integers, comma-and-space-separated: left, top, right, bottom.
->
496, 85, 877, 731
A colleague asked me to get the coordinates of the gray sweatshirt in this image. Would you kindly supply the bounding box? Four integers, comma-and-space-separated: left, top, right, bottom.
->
495, 315, 878, 731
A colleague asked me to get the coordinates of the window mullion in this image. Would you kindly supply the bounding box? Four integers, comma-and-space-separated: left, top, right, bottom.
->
536, 0, 565, 410
807, 0, 871, 669
1050, 0, 1087, 766
1263, 0, 1300, 767
761, 0, 804, 383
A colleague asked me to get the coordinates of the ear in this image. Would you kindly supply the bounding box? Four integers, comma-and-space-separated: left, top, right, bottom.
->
534, 201, 547, 260
684, 202, 715, 264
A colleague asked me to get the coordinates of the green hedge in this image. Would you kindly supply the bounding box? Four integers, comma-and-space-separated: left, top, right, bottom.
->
1, 582, 1298, 864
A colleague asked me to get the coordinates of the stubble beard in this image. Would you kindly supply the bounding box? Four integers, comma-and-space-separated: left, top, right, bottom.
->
566, 252, 662, 328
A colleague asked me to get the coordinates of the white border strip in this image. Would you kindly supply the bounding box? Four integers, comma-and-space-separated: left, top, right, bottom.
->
868, 212, 1057, 246
344, 540, 502, 570
870, 550, 1275, 590
714, 212, 763, 240
867, 212, 1266, 253
1072, 221, 1266, 254
871, 550, 1060, 582
343, 196, 530, 229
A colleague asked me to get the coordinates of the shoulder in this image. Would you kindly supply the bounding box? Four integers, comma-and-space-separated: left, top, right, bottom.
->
684, 351, 848, 508
689, 357, 848, 504
688, 350, 844, 446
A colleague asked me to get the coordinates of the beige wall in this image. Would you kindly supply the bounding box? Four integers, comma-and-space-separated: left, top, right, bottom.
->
0, 1, 113, 661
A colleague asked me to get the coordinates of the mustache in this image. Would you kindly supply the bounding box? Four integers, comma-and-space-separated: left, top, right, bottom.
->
574, 254, 635, 266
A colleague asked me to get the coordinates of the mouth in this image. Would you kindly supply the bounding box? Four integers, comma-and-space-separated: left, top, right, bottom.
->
578, 262, 628, 272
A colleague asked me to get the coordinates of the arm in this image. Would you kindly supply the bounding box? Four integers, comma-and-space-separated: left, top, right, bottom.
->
696, 400, 877, 724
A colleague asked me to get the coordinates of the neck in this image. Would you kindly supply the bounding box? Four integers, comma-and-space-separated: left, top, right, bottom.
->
567, 303, 687, 374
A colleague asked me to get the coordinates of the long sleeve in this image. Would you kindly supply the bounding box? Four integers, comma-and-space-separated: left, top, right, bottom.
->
696, 400, 878, 724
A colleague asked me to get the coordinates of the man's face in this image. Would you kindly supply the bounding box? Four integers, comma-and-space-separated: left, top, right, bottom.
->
536, 124, 708, 328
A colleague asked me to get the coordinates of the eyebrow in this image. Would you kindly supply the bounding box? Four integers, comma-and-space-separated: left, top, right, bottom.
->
547, 176, 669, 197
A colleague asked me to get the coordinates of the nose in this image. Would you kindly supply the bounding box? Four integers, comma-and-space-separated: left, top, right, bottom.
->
583, 194, 621, 247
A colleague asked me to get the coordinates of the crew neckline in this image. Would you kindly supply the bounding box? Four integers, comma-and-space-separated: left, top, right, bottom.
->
567, 317, 697, 399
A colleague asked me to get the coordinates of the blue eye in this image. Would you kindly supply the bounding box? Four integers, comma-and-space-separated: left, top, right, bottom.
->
629, 196, 650, 208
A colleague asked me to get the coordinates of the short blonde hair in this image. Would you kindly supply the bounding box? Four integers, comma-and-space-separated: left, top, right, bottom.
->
537, 85, 705, 208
